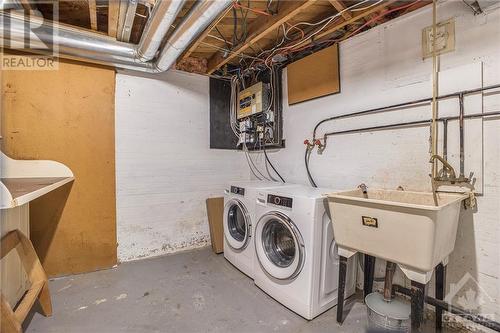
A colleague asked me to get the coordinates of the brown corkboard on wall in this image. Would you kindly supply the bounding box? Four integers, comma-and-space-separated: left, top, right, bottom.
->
286, 44, 340, 105
1, 58, 117, 276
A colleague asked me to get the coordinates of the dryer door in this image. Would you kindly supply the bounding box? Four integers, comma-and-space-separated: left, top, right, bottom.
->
255, 211, 305, 280
224, 199, 251, 250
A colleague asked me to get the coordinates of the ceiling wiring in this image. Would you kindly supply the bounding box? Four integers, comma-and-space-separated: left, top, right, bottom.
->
285, 22, 305, 41
283, 0, 372, 34
199, 41, 262, 62
350, 0, 384, 12
215, 26, 233, 45
266, 0, 280, 15
234, 1, 272, 17
209, 0, 417, 75
232, 2, 250, 45
253, 0, 376, 67
244, 0, 425, 69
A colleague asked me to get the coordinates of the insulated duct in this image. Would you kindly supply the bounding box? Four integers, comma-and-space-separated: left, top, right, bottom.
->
0, 0, 232, 73
153, 0, 230, 71
0, 11, 139, 66
136, 0, 184, 62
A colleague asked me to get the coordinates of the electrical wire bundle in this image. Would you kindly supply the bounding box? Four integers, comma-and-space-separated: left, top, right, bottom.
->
229, 75, 241, 138
212, 0, 427, 188
229, 64, 286, 183
253, 0, 384, 67
204, 0, 424, 77
242, 0, 423, 71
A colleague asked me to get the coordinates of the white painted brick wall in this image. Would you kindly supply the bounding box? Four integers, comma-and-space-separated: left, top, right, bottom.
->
256, 1, 500, 327
115, 70, 248, 262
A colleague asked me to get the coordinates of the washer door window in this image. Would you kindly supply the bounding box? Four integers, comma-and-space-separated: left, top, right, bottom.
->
224, 199, 250, 250
255, 212, 305, 280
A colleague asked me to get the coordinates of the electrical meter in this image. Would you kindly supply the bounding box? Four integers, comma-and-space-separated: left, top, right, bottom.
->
237, 82, 271, 119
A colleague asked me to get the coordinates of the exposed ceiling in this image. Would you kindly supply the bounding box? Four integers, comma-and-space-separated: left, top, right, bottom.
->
12, 0, 432, 74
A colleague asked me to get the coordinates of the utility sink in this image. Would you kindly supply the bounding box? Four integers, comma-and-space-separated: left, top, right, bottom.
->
327, 189, 468, 283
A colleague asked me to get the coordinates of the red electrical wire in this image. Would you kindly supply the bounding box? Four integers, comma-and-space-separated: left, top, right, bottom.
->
233, 2, 272, 17
337, 0, 423, 42
257, 0, 424, 65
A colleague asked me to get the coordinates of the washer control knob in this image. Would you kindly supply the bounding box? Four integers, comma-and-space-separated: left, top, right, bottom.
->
274, 197, 281, 205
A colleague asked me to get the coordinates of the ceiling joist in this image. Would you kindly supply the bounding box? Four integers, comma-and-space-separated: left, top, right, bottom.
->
313, 0, 398, 43
108, 0, 120, 38
180, 5, 233, 61
88, 0, 98, 31
328, 0, 352, 20
22, 0, 432, 75
207, 0, 318, 74
19, 0, 35, 11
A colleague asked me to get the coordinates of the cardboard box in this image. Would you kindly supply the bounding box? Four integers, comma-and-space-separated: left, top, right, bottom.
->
206, 197, 224, 254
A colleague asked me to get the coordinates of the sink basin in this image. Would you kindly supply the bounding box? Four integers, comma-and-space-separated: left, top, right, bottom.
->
327, 189, 467, 283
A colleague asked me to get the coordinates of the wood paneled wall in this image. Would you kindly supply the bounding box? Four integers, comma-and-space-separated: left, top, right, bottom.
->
1, 59, 117, 276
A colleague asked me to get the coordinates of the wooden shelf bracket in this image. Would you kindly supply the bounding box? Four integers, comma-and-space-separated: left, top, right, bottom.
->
1, 230, 52, 333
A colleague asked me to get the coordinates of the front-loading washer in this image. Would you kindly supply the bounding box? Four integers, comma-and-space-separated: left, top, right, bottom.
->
223, 180, 297, 279
253, 185, 357, 319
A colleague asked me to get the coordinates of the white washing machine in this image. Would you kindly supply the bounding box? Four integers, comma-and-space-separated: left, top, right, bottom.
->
223, 180, 297, 279
253, 185, 357, 320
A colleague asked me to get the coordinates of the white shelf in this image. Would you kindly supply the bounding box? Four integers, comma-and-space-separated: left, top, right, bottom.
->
1, 152, 74, 209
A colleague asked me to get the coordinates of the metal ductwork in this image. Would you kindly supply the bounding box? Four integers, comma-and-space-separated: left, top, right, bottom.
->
136, 0, 185, 62
0, 0, 232, 73
0, 11, 139, 67
153, 0, 230, 71
0, 0, 23, 10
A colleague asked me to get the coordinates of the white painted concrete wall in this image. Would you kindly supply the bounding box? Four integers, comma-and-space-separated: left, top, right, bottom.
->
115, 70, 248, 262
257, 1, 500, 327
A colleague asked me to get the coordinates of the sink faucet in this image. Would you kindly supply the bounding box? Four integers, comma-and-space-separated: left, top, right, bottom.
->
429, 154, 457, 181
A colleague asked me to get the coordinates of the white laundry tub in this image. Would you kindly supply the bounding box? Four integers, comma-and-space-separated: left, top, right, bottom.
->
327, 189, 467, 283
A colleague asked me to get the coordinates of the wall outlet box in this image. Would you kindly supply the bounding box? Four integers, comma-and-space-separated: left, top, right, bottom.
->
422, 19, 455, 59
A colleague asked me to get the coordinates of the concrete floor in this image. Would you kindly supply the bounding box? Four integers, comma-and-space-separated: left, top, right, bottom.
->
26, 247, 457, 333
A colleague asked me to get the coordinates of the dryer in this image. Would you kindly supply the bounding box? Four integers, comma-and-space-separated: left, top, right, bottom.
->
223, 180, 296, 279
253, 185, 357, 320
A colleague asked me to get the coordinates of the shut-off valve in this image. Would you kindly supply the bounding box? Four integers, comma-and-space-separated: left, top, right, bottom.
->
304, 139, 325, 154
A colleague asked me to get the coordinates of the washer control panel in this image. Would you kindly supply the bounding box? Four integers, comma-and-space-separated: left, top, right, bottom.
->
230, 186, 245, 196
267, 194, 293, 208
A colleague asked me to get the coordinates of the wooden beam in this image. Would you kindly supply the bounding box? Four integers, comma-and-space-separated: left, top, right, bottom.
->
314, 0, 398, 41
88, 0, 98, 31
328, 0, 352, 20
180, 5, 233, 61
206, 0, 318, 74
18, 0, 35, 12
108, 0, 120, 38
267, 0, 398, 58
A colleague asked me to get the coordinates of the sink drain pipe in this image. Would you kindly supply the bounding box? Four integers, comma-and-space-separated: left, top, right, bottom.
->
393, 284, 500, 332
